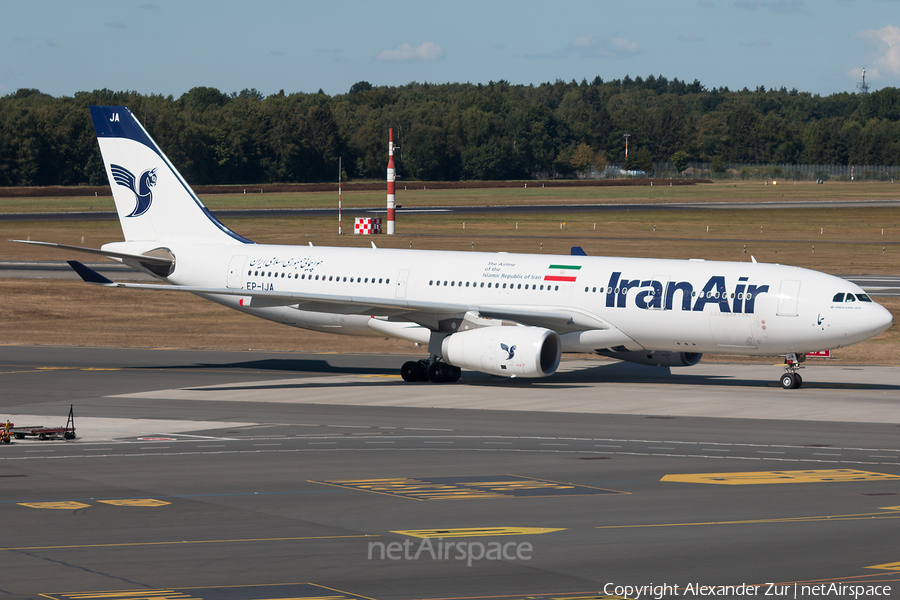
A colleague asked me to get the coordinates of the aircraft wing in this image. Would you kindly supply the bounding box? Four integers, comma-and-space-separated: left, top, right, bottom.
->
67, 261, 606, 332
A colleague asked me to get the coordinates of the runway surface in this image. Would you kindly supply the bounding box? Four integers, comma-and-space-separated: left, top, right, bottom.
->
1, 345, 900, 600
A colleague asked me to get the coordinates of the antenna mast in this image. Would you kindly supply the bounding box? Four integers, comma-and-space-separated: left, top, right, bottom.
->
858, 68, 870, 95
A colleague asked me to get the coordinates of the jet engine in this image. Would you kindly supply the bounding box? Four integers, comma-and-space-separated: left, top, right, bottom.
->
442, 326, 561, 378
597, 350, 702, 367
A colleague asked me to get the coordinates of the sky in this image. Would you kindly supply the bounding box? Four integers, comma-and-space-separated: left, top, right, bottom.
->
2, 0, 900, 99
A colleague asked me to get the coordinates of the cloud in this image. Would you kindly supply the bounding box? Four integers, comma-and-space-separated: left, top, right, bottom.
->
10, 35, 57, 49
857, 25, 900, 78
377, 42, 443, 61
570, 34, 641, 58
572, 34, 596, 48
524, 34, 641, 60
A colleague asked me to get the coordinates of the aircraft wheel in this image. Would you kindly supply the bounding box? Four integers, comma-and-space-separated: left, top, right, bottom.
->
401, 361, 422, 382
780, 373, 796, 389
447, 366, 462, 382
793, 374, 803, 389
428, 362, 450, 383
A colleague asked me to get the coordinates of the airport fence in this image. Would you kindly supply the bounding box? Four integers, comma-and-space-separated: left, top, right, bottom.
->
590, 163, 900, 182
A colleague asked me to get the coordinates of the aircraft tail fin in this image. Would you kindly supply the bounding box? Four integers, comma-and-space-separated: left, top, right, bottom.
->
89, 106, 252, 245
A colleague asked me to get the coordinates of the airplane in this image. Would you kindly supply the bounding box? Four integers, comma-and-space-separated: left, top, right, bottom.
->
14, 106, 894, 389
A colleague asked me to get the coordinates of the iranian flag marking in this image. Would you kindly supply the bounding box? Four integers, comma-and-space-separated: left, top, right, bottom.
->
545, 264, 581, 282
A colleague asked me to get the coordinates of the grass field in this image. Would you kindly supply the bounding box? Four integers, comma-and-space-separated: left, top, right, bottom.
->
3, 179, 900, 212
1, 180, 897, 364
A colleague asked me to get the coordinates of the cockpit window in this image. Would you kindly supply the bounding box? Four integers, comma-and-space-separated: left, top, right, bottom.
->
856, 293, 873, 302
845, 294, 856, 302
832, 293, 844, 303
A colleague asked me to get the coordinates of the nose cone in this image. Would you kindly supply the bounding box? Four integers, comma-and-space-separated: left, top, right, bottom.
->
871, 303, 894, 337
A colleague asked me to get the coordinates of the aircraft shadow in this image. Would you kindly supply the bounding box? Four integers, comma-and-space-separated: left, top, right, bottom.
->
140, 358, 400, 376
161, 358, 900, 392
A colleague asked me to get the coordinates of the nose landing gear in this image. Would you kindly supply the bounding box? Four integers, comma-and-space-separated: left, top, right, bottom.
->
780, 353, 804, 389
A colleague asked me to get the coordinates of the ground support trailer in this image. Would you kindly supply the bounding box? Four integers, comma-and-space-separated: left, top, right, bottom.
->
8, 405, 76, 441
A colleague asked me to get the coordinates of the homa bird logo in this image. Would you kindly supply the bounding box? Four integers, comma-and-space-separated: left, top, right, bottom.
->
110, 164, 157, 217
500, 343, 516, 361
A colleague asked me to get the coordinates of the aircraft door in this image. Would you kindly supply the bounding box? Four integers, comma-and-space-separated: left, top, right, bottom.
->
395, 269, 410, 299
227, 255, 247, 289
711, 314, 757, 348
651, 275, 669, 310
777, 280, 801, 316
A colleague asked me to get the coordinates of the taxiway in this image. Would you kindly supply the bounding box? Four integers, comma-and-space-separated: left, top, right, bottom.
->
1, 346, 899, 600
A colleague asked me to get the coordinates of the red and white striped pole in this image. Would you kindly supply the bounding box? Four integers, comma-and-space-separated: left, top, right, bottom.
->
387, 128, 395, 235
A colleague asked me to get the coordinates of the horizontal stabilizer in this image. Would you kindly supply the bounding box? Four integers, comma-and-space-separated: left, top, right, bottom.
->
10, 240, 173, 265
67, 261, 115, 285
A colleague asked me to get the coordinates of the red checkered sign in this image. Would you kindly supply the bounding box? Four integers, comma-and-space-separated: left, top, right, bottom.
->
354, 217, 382, 235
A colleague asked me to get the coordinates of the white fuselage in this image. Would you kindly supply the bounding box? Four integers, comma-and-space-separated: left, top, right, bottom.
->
111, 240, 893, 357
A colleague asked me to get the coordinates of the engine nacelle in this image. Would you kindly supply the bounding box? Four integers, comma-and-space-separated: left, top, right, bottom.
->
598, 350, 702, 367
442, 326, 561, 378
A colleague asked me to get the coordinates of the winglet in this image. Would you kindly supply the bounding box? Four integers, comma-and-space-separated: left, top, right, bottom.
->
67, 261, 115, 285
570, 246, 587, 256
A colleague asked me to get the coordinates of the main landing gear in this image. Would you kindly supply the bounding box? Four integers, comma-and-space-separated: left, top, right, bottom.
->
400, 358, 462, 383
780, 353, 804, 389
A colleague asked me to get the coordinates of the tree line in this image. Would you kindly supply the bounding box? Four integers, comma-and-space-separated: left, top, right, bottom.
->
2, 76, 900, 187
